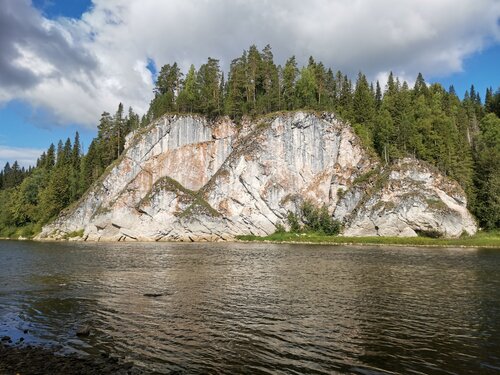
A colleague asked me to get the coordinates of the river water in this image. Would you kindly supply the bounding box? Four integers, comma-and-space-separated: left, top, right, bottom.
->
0, 240, 499, 374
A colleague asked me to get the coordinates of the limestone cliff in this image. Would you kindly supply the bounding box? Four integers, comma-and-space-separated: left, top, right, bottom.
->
37, 112, 477, 241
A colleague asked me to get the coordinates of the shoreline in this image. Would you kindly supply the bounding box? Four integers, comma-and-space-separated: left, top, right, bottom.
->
0, 343, 143, 375
235, 239, 500, 249
1, 236, 499, 249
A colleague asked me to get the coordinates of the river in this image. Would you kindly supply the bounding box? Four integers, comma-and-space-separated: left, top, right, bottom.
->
1, 240, 499, 374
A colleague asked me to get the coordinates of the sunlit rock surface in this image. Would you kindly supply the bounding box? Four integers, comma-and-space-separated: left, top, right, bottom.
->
37, 112, 477, 241
336, 159, 477, 237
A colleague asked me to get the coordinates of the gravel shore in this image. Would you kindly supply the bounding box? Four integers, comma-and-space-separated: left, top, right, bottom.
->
0, 343, 145, 375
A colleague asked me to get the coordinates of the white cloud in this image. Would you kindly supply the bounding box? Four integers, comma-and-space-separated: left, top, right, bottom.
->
0, 146, 44, 168
0, 0, 499, 129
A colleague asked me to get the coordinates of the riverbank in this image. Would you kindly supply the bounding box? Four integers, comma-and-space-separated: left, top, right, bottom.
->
2, 231, 500, 248
0, 343, 144, 375
236, 231, 500, 248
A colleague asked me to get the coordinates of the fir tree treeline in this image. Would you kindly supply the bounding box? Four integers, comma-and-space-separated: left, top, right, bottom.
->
0, 45, 499, 236
0, 103, 140, 237
0, 161, 30, 190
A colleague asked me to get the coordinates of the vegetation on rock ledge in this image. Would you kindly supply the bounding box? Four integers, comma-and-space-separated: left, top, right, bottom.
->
283, 200, 342, 236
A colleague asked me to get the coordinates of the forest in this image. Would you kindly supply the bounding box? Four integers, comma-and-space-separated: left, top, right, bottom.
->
0, 45, 499, 238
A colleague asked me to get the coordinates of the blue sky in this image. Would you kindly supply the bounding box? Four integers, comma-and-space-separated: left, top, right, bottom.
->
32, 0, 91, 19
437, 46, 500, 99
0, 0, 499, 167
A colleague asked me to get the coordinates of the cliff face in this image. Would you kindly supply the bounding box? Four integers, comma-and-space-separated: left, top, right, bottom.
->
38, 112, 477, 241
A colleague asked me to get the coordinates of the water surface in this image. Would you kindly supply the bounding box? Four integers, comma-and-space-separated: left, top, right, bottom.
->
1, 240, 499, 374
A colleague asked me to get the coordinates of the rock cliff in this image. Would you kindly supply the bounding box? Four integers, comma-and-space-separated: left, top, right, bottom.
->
37, 112, 477, 241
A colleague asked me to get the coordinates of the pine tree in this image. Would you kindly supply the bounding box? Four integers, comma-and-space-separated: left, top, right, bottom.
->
149, 63, 183, 118
225, 56, 248, 118
197, 57, 222, 117
114, 103, 125, 158
259, 44, 279, 113
282, 56, 298, 110
314, 62, 327, 109
245, 45, 262, 113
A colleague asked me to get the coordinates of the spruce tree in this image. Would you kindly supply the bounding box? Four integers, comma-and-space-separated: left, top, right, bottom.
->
353, 72, 375, 129
177, 64, 199, 113
375, 81, 382, 109
45, 144, 56, 170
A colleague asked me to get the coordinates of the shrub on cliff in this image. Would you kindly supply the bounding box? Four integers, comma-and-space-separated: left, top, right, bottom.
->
284, 201, 341, 235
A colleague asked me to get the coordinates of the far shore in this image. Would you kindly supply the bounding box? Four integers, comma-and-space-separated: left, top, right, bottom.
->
2, 232, 500, 249
236, 239, 500, 249
236, 231, 500, 248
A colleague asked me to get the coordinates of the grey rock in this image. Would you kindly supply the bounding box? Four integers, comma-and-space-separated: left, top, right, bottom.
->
143, 293, 163, 298
76, 325, 91, 337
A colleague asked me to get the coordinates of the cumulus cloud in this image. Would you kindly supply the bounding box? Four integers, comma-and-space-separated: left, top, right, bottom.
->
0, 0, 499, 128
0, 0, 100, 123
0, 145, 44, 168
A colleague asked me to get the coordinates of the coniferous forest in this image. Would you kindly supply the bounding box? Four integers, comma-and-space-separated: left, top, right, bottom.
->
1, 45, 499, 237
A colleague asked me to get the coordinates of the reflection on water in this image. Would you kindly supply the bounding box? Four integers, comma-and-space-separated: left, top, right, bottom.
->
1, 240, 500, 374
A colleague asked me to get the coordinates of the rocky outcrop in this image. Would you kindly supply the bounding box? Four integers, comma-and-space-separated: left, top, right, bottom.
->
37, 112, 477, 241
335, 159, 477, 237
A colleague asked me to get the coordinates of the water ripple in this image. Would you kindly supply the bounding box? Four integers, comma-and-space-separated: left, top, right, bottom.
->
1, 241, 500, 374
